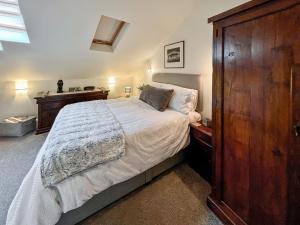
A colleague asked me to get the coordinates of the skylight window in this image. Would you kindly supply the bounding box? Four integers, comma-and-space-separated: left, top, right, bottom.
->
90, 15, 128, 52
0, 0, 30, 45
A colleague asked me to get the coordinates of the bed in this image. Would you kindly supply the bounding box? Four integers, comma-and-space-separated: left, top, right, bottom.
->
6, 73, 201, 225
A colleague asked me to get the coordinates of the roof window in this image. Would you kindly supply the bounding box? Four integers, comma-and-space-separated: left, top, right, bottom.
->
90, 15, 128, 52
0, 0, 30, 50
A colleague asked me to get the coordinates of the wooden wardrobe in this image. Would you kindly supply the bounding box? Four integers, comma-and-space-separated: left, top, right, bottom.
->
208, 1, 300, 225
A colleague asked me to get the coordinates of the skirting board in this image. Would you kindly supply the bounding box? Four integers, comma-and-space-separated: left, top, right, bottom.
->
56, 148, 188, 225
207, 195, 247, 225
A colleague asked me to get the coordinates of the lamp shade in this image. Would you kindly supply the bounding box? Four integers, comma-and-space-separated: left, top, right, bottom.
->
124, 86, 132, 97
124, 86, 132, 93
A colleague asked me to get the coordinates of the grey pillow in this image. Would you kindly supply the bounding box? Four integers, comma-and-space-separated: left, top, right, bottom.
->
139, 85, 174, 111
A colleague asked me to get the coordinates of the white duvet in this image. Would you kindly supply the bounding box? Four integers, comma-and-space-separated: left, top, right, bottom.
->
6, 98, 190, 225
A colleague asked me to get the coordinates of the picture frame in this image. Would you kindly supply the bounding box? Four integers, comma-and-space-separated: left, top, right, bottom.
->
164, 41, 184, 68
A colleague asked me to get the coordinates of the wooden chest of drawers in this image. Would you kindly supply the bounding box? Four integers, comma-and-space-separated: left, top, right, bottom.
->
34, 91, 109, 134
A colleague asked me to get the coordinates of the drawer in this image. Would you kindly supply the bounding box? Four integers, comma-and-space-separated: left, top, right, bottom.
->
191, 128, 212, 147
191, 138, 213, 155
40, 109, 59, 127
188, 141, 213, 184
42, 102, 66, 110
99, 94, 108, 100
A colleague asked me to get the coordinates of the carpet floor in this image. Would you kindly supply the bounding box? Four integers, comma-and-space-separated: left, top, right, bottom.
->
0, 132, 48, 225
0, 132, 222, 225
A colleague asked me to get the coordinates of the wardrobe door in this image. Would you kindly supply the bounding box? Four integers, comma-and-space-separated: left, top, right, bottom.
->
289, 64, 300, 225
222, 5, 300, 224
223, 21, 253, 223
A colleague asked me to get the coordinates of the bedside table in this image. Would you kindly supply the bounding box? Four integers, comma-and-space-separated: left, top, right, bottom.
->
189, 122, 213, 183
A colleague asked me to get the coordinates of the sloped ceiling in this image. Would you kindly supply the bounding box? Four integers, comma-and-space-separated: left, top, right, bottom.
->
0, 0, 196, 81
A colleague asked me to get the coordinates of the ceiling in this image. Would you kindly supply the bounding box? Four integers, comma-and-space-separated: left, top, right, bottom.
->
0, 0, 196, 81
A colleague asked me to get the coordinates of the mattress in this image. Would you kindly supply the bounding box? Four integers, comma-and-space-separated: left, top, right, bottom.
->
6, 98, 190, 225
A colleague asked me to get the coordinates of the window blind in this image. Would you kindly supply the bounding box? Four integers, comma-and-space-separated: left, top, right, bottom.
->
0, 0, 29, 45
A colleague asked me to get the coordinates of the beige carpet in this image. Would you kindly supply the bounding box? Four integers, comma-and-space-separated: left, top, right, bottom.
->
78, 163, 223, 225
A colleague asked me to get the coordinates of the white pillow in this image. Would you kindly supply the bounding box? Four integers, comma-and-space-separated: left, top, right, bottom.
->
150, 82, 198, 114
149, 82, 162, 88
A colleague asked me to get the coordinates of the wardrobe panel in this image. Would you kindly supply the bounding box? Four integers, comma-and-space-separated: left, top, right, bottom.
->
289, 64, 300, 225
223, 21, 253, 222
249, 10, 293, 225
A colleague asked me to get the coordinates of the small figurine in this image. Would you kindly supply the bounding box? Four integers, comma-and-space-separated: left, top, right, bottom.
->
57, 80, 63, 93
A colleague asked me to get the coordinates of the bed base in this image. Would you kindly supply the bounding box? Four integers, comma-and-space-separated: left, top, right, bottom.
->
56, 149, 188, 225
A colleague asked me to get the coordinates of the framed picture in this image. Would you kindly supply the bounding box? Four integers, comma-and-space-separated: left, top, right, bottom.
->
164, 41, 184, 68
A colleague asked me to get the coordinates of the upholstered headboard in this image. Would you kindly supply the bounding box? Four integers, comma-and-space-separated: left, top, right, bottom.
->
152, 73, 201, 112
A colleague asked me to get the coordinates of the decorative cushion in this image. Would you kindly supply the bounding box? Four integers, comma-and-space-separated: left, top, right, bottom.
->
150, 82, 198, 114
139, 85, 174, 111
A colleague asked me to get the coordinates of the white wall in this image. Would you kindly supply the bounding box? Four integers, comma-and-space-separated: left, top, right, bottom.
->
137, 0, 248, 119
0, 0, 197, 120
0, 0, 196, 81
0, 75, 133, 120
